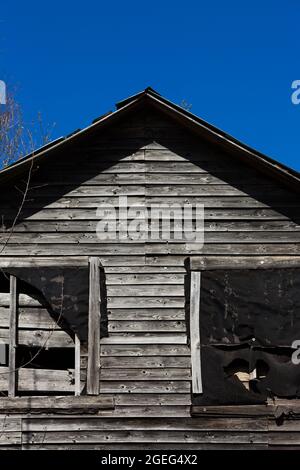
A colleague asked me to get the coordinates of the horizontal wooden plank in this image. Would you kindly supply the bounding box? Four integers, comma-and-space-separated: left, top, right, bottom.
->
22, 417, 266, 432
23, 180, 296, 198
106, 273, 185, 284
2, 231, 300, 245
2, 206, 297, 222
107, 308, 185, 321
0, 432, 21, 446
0, 293, 42, 307
20, 443, 269, 450
99, 381, 191, 394
19, 405, 191, 418
104, 266, 186, 273
0, 244, 146, 256
0, 416, 21, 431
0, 256, 146, 268
145, 184, 295, 198
99, 405, 191, 418
20, 430, 267, 444
113, 393, 191, 405
107, 285, 184, 297
101, 334, 187, 344
100, 344, 190, 356
28, 185, 146, 197
267, 434, 300, 446
268, 421, 300, 432
190, 256, 300, 271
108, 320, 186, 333
107, 297, 185, 308
0, 328, 74, 348
0, 396, 114, 413
99, 356, 190, 368
0, 257, 88, 267
98, 368, 191, 381
6, 193, 286, 213
29, 171, 291, 190
0, 367, 74, 392
0, 255, 180, 268
46, 160, 271, 175
1, 243, 299, 256
191, 405, 273, 417
0, 308, 60, 330
28, 171, 278, 185
145, 243, 300, 255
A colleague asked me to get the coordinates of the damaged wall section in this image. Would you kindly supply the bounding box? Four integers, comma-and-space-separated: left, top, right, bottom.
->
193, 268, 300, 405
4, 266, 108, 343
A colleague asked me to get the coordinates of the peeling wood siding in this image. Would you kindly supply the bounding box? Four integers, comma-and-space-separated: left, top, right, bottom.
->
0, 108, 299, 447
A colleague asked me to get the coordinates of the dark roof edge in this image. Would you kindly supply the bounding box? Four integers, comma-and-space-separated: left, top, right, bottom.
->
141, 92, 300, 192
0, 96, 142, 180
144, 89, 300, 180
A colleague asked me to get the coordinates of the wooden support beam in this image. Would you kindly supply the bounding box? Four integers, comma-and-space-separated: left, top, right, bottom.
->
0, 257, 88, 268
87, 257, 101, 395
8, 275, 17, 397
190, 271, 202, 394
190, 256, 300, 271
74, 335, 81, 396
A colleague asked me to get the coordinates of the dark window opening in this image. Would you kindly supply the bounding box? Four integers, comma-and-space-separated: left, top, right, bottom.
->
16, 346, 74, 371
192, 267, 300, 406
0, 270, 76, 397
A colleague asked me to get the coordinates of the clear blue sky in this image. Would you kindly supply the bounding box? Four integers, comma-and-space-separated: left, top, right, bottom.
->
1, 0, 299, 170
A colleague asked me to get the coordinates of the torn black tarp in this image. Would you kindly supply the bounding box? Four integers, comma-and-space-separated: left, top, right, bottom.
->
200, 268, 300, 347
199, 344, 266, 405
193, 268, 300, 405
5, 267, 90, 342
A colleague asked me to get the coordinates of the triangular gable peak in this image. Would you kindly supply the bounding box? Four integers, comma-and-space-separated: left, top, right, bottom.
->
0, 88, 299, 194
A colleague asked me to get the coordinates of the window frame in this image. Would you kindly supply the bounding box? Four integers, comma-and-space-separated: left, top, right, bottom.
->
0, 256, 98, 398
189, 255, 300, 396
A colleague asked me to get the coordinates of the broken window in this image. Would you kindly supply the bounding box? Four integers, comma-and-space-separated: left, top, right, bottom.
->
0, 266, 90, 396
190, 267, 300, 405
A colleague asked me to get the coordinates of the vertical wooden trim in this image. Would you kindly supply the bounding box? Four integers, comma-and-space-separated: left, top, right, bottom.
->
74, 335, 81, 396
9, 275, 17, 397
87, 257, 101, 395
190, 271, 202, 394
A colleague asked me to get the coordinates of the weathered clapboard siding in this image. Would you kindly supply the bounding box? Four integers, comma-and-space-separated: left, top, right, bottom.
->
0, 329, 73, 348
0, 105, 299, 448
0, 293, 74, 348
0, 367, 74, 393
0, 288, 75, 394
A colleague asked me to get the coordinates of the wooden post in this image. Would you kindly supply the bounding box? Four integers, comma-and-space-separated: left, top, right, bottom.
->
8, 275, 17, 397
190, 271, 203, 394
74, 335, 81, 396
87, 257, 101, 395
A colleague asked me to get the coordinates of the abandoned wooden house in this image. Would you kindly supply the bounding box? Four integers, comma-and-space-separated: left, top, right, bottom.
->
0, 87, 299, 449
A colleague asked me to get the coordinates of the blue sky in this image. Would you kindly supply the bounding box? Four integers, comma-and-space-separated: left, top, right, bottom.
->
1, 0, 299, 170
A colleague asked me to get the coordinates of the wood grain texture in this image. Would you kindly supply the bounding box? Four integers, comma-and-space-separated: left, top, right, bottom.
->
0, 367, 74, 392
8, 275, 17, 398
75, 335, 81, 396
0, 396, 114, 413
87, 257, 101, 395
189, 272, 202, 394
190, 255, 300, 271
